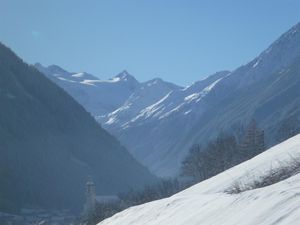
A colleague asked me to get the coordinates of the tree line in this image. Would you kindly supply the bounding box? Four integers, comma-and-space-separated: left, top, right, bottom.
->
181, 119, 265, 183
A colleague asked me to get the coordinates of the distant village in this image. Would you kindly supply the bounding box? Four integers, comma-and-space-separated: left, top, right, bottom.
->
0, 178, 119, 225
0, 208, 76, 225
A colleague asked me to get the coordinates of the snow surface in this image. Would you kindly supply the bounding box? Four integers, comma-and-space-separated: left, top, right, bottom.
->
99, 134, 300, 225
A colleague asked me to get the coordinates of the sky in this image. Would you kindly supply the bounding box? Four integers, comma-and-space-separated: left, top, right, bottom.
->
0, 0, 300, 85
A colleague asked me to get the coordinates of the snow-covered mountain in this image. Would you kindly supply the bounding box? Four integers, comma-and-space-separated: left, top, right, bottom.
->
99, 134, 300, 225
35, 63, 182, 120
101, 22, 300, 177
36, 62, 231, 177
37, 22, 300, 178
35, 64, 142, 116
103, 77, 183, 127
101, 71, 231, 176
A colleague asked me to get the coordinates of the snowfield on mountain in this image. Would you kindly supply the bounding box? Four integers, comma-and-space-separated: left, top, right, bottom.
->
99, 134, 300, 225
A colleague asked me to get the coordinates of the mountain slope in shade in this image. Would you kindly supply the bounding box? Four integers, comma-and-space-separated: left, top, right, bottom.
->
102, 71, 230, 175
99, 134, 300, 225
102, 22, 300, 177
0, 43, 157, 213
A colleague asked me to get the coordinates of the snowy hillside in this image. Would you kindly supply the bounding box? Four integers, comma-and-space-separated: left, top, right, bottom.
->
99, 134, 300, 225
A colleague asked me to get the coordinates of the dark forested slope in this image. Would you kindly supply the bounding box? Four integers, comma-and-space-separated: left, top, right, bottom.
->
0, 43, 157, 213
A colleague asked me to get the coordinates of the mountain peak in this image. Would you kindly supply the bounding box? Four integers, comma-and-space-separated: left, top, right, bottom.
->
274, 21, 300, 45
47, 64, 69, 75
34, 62, 46, 71
34, 63, 70, 77
116, 70, 131, 78
145, 77, 163, 85
114, 70, 139, 84
242, 21, 300, 79
143, 77, 182, 90
150, 77, 163, 82
120, 70, 130, 76
289, 21, 300, 34
34, 62, 43, 68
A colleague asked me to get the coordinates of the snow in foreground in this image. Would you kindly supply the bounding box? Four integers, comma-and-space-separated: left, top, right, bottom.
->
99, 134, 300, 225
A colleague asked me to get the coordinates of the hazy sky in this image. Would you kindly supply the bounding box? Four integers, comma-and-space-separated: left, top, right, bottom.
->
1, 0, 300, 85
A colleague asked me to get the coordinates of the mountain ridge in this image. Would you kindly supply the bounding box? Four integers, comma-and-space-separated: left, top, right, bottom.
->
36, 22, 300, 177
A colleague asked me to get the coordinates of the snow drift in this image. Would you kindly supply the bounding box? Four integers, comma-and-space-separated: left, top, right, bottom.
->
99, 134, 300, 225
